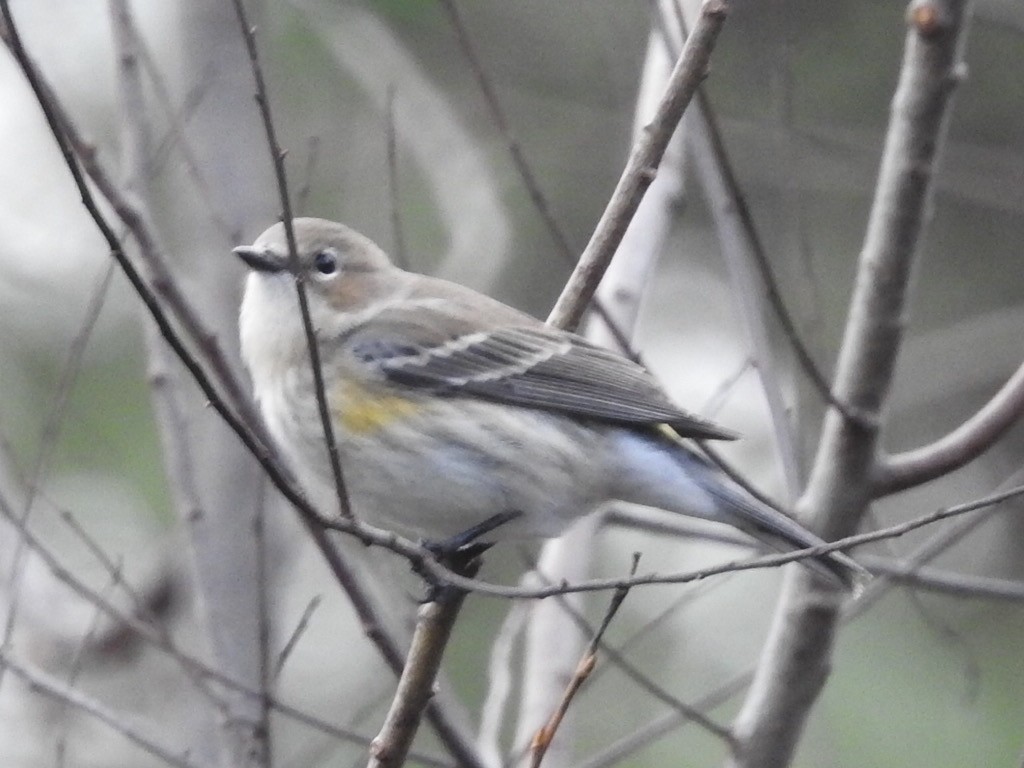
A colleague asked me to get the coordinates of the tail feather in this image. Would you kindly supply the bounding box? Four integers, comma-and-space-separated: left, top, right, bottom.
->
699, 478, 868, 589
609, 430, 869, 589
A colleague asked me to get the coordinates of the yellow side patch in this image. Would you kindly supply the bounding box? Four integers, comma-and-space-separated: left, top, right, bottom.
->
334, 382, 419, 435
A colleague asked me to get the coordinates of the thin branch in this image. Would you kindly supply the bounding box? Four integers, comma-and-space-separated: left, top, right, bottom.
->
110, 6, 268, 762
1, 651, 212, 768
438, 0, 573, 263
860, 556, 1024, 602
529, 559, 637, 768
546, 0, 729, 331
273, 594, 323, 682
0, 3, 285, 509
529, 558, 733, 747
55, 507, 179, 653
655, 0, 803, 497
608, 506, 1024, 603
657, 0, 866, 427
694, 441, 784, 512
505, 16, 700, 759
6, 25, 262, 439
875, 360, 1024, 495
229, 0, 353, 521
254, 490, 274, 768
397, 483, 1024, 600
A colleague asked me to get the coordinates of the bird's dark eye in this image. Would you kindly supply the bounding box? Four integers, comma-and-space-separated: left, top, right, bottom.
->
313, 249, 338, 276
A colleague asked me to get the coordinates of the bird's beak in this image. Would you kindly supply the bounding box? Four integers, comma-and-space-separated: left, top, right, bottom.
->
233, 245, 287, 274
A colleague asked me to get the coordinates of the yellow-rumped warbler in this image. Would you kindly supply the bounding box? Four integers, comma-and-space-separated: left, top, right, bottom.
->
236, 218, 862, 585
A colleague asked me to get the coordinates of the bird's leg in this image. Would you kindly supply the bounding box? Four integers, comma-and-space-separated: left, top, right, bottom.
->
423, 510, 522, 561
413, 512, 519, 602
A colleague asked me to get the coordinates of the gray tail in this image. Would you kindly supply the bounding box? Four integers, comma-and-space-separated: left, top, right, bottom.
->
688, 455, 868, 589
610, 431, 869, 589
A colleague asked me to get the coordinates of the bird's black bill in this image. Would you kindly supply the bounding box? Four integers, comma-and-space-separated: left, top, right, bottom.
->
233, 246, 286, 274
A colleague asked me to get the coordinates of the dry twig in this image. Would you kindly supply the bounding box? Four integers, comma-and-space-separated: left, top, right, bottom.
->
529, 556, 640, 768
547, 0, 729, 331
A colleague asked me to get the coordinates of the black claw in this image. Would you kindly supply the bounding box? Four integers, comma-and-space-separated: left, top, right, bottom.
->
422, 510, 522, 557
414, 511, 522, 602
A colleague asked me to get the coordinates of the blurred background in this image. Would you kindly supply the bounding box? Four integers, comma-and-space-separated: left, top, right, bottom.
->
0, 1, 1022, 766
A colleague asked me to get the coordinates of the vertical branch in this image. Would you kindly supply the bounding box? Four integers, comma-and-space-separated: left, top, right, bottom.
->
111, 2, 271, 765
366, 574, 475, 768
728, 3, 972, 766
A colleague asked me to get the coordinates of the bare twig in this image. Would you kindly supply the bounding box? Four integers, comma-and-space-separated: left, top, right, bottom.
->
253, 492, 274, 767
55, 509, 181, 664
507, 14, 702, 761
858, 557, 1024, 601
728, 4, 974, 765
397, 483, 1024, 599
366, 568, 476, 768
438, 0, 573, 263
1, 651, 212, 768
875, 360, 1024, 495
654, 0, 803, 496
663, 0, 864, 426
526, 558, 733, 749
546, 0, 729, 331
229, 0, 353, 521
608, 507, 1024, 603
529, 557, 640, 768
54, 577, 118, 768
580, 469, 1024, 768
581, 500, 1021, 768
273, 594, 323, 682
0, 2, 287, 508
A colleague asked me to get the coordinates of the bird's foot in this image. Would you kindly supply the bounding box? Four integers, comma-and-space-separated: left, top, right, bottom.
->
422, 510, 522, 561
416, 511, 522, 602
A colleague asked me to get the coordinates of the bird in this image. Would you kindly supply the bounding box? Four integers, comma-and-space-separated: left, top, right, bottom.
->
235, 217, 863, 586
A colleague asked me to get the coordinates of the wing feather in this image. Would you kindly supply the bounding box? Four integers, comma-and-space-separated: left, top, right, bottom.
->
348, 311, 736, 440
